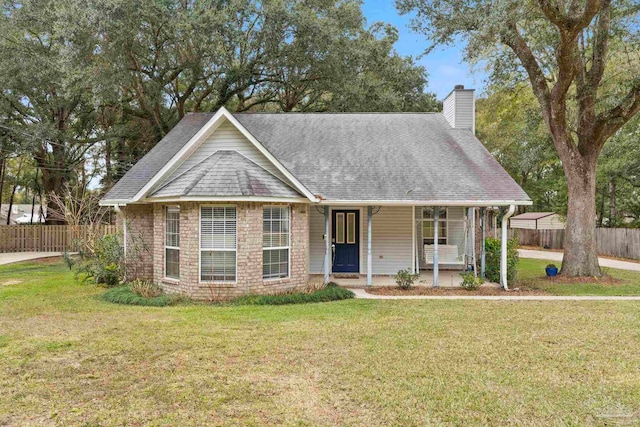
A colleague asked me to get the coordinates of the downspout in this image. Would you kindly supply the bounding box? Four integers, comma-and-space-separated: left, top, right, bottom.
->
114, 204, 127, 280
480, 208, 486, 279
433, 207, 439, 287
501, 205, 516, 290
367, 206, 372, 286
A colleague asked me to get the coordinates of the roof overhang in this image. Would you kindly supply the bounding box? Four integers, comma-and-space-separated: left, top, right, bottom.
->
127, 107, 318, 204
141, 196, 310, 204
316, 199, 533, 207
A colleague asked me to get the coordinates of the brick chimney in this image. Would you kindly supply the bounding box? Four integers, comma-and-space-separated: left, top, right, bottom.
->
443, 85, 475, 134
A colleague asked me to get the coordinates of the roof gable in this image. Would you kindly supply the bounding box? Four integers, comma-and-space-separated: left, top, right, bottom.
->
101, 107, 316, 205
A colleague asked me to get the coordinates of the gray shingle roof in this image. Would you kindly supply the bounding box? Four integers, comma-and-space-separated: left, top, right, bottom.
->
102, 111, 531, 204
151, 150, 302, 198
234, 113, 530, 202
103, 113, 213, 201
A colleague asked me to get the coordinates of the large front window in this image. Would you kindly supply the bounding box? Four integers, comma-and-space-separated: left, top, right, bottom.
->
423, 207, 447, 245
200, 206, 236, 282
263, 206, 290, 279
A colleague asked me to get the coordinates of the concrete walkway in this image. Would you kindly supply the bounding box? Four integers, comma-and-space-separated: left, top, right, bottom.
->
0, 251, 65, 266
518, 249, 640, 272
347, 288, 640, 301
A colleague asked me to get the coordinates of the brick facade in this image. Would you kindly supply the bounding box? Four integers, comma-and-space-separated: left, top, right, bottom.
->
123, 202, 310, 300
117, 204, 155, 281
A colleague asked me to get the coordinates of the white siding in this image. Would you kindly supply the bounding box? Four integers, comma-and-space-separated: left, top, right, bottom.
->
510, 219, 536, 229
309, 206, 326, 273
308, 206, 413, 275
443, 88, 475, 133
443, 91, 456, 128
538, 215, 565, 230
161, 119, 292, 187
454, 90, 475, 132
370, 206, 413, 274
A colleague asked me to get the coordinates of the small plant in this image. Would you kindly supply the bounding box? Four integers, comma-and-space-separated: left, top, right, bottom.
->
129, 279, 163, 298
62, 251, 75, 270
395, 268, 419, 290
230, 282, 354, 305
102, 285, 172, 307
546, 264, 557, 269
459, 272, 484, 291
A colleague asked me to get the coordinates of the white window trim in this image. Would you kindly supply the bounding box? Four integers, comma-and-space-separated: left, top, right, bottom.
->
164, 205, 180, 280
263, 205, 291, 280
422, 207, 449, 245
199, 204, 238, 284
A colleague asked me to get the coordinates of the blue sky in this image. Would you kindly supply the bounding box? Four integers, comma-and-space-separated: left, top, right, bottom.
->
361, 0, 488, 99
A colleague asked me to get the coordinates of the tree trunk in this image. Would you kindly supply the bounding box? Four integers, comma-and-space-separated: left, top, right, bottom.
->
0, 155, 5, 214
598, 184, 606, 227
561, 163, 601, 277
104, 140, 112, 187
6, 160, 22, 225
609, 178, 616, 227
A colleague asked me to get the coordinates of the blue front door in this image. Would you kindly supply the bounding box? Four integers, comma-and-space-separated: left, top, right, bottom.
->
332, 210, 359, 273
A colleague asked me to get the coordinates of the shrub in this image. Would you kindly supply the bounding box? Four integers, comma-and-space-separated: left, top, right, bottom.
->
102, 285, 173, 307
484, 237, 519, 284
395, 268, 419, 290
75, 233, 124, 286
459, 271, 484, 291
230, 282, 354, 305
129, 279, 163, 298
74, 229, 149, 287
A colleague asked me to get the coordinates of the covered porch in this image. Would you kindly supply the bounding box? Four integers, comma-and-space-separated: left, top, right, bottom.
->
309, 204, 516, 289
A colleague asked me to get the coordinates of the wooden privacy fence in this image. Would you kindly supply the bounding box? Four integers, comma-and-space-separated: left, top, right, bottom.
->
510, 228, 640, 261
0, 225, 117, 253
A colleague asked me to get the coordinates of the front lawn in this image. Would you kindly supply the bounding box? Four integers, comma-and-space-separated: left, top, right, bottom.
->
2, 259, 640, 425
516, 258, 640, 295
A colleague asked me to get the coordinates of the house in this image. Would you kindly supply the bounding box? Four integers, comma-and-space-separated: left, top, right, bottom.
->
510, 212, 565, 230
100, 85, 531, 300
0, 204, 46, 225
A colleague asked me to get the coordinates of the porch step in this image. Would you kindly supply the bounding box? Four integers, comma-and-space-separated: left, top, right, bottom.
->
332, 274, 361, 279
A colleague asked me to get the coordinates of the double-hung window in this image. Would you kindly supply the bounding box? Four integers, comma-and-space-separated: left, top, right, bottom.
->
200, 206, 237, 282
263, 206, 290, 279
165, 206, 180, 279
423, 207, 447, 245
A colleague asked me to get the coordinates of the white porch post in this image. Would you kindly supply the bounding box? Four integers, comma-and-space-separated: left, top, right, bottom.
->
367, 206, 373, 286
500, 205, 516, 289
480, 208, 486, 279
433, 206, 439, 287
412, 206, 417, 274
324, 206, 330, 284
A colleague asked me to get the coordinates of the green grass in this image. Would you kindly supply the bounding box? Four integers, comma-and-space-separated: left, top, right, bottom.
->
516, 258, 640, 295
2, 258, 640, 425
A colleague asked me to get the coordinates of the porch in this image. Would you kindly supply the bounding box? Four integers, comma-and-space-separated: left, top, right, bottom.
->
310, 271, 501, 288
309, 204, 516, 289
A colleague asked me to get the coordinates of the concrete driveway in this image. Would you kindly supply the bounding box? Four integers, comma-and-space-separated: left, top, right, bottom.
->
518, 249, 640, 272
0, 252, 65, 266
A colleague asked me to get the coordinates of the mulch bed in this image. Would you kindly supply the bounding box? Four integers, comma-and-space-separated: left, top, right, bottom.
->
365, 286, 550, 296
